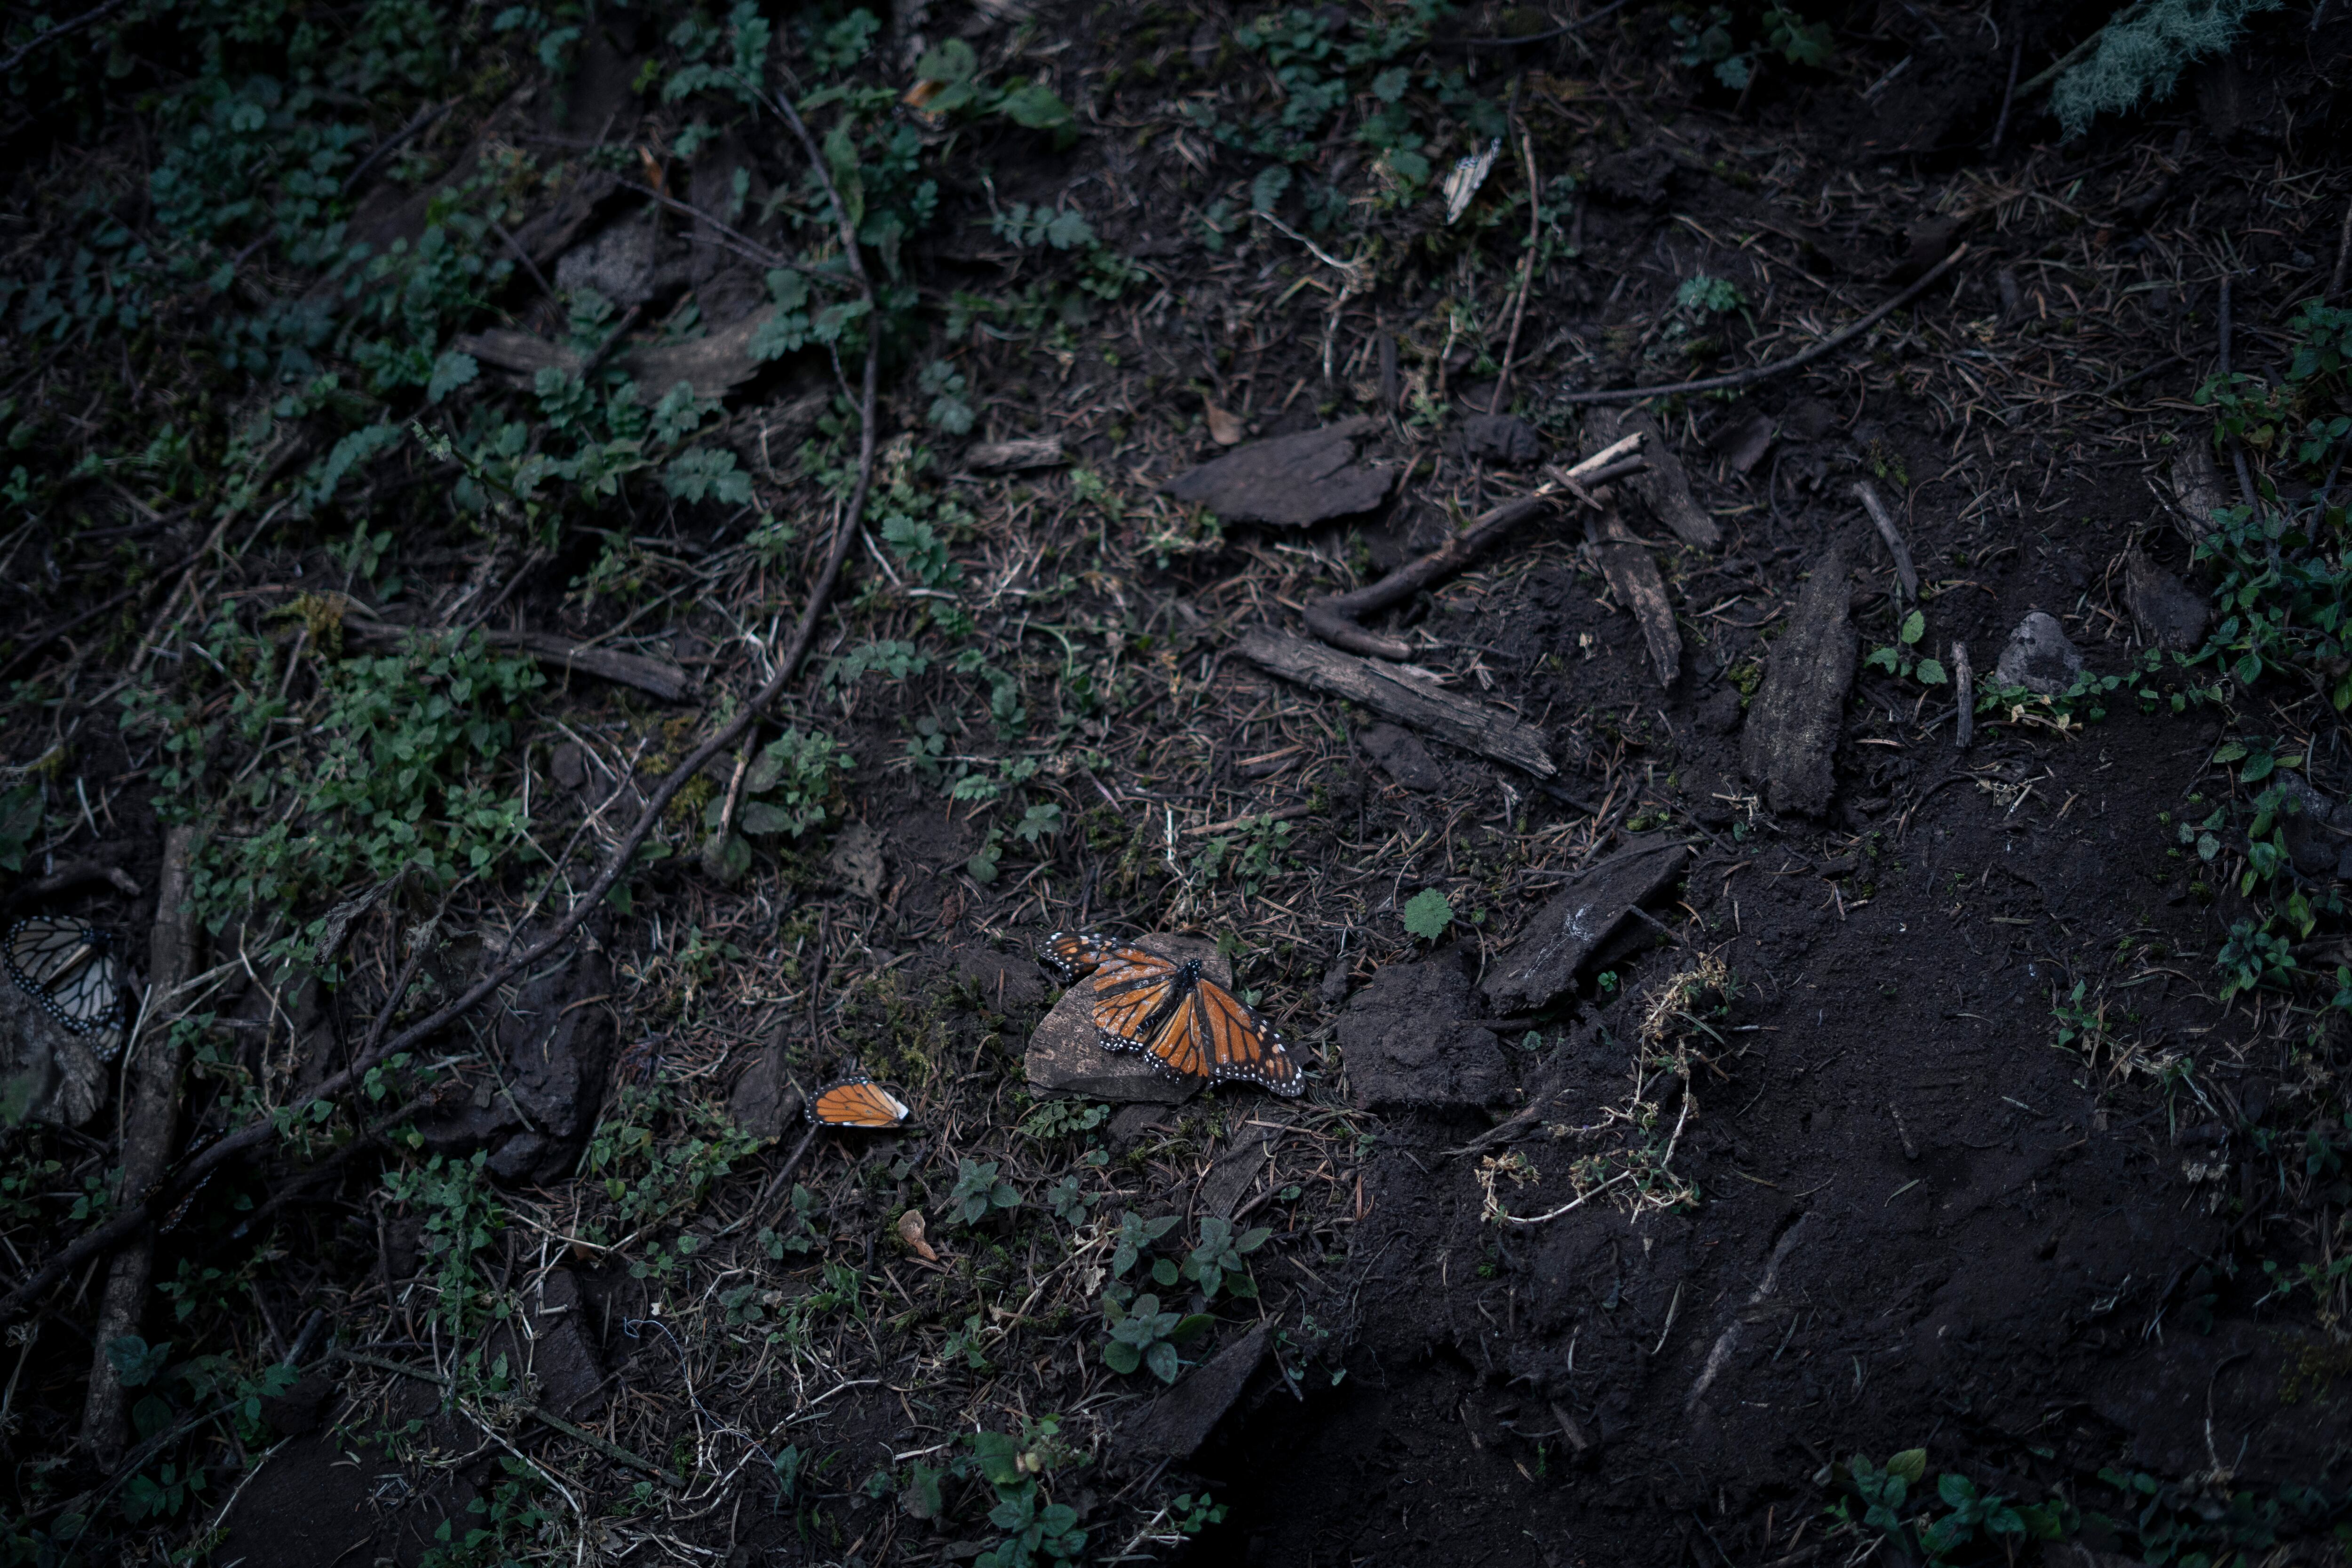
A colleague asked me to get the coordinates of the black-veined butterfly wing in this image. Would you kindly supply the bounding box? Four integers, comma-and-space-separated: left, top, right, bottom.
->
1197, 979, 1301, 1096
6, 917, 123, 1052
808, 1078, 911, 1129
1040, 930, 1112, 983
1088, 953, 1180, 1052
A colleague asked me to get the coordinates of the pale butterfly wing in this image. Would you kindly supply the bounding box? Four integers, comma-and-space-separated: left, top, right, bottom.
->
1443, 139, 1501, 224
5, 916, 126, 1059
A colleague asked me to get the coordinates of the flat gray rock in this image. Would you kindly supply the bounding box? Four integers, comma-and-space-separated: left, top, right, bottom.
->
1025, 935, 1216, 1104
1339, 960, 1509, 1112
1358, 723, 1446, 790
1995, 611, 2084, 696
2123, 551, 2209, 651
1481, 842, 1692, 1016
1127, 1323, 1269, 1459
1741, 546, 1855, 818
1162, 417, 1396, 527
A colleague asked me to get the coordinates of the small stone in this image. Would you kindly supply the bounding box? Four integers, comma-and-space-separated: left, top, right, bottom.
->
484, 1269, 605, 1420
728, 1043, 798, 1141
953, 943, 1048, 1012
1196, 1125, 1276, 1220
827, 822, 886, 901
1318, 952, 1353, 1007
1126, 1323, 1269, 1460
0, 981, 105, 1129
1707, 412, 1777, 475
1994, 611, 2084, 696
2171, 446, 2231, 539
1694, 687, 1743, 736
554, 213, 660, 305
1587, 146, 1673, 207
2123, 551, 2209, 651
1024, 936, 1216, 1104
1462, 414, 1543, 467
1107, 1103, 1175, 1150
259, 1369, 338, 1438
1340, 960, 1509, 1112
1358, 723, 1446, 791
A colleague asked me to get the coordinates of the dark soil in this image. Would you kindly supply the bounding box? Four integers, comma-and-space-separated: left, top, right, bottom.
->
8, 0, 2352, 1564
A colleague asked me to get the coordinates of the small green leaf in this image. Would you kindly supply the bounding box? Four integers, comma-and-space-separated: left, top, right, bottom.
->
1914, 657, 1947, 685
1402, 888, 1454, 941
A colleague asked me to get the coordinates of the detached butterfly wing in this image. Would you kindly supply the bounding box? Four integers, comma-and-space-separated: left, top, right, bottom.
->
1442, 138, 1500, 224
808, 1078, 912, 1129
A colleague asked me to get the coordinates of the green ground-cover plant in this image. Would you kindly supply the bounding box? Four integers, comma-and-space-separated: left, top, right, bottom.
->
1832, 1448, 2352, 1568
123, 617, 542, 970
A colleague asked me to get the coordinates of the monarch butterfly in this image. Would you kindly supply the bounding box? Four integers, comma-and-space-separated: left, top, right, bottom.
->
807, 1077, 911, 1129
1042, 934, 1302, 1097
6, 917, 125, 1060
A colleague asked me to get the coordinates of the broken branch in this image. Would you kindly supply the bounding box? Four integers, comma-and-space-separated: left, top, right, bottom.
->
1559, 246, 1968, 405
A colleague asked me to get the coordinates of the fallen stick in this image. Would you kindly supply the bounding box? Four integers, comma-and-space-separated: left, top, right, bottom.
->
0, 85, 884, 1329
1952, 642, 1974, 750
79, 825, 196, 1463
1851, 480, 1918, 602
1305, 438, 1645, 660
346, 614, 696, 702
1558, 246, 1968, 405
1685, 1212, 1813, 1412
1236, 629, 1557, 778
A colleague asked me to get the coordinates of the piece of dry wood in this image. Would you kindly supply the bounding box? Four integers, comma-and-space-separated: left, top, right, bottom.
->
1589, 409, 1719, 549
1589, 506, 1681, 687
1306, 497, 1556, 660
1560, 245, 1968, 406
964, 437, 1065, 472
345, 615, 694, 701
1952, 641, 1974, 750
1305, 442, 1646, 660
1235, 629, 1556, 777
80, 824, 196, 1462
454, 303, 782, 403
1852, 480, 1918, 601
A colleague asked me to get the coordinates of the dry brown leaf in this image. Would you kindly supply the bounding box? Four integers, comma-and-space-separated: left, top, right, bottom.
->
896, 1209, 939, 1263
1205, 398, 1244, 446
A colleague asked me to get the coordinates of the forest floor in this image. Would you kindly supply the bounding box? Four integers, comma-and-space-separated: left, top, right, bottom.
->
2, 0, 2351, 1565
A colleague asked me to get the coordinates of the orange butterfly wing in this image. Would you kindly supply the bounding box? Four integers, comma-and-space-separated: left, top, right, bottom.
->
1197, 979, 1302, 1096
1040, 930, 1112, 982
1136, 986, 1210, 1079
1089, 952, 1179, 1051
808, 1078, 911, 1128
